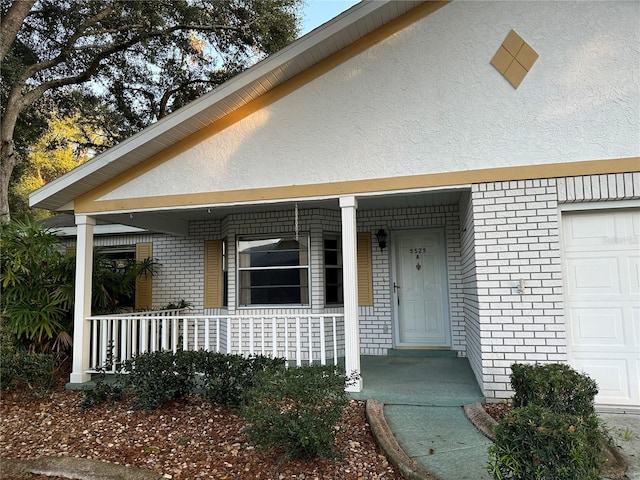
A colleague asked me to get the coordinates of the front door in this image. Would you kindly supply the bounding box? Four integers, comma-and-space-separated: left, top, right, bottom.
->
393, 229, 450, 347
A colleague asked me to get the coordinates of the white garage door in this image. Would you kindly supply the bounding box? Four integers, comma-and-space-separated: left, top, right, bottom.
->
563, 208, 640, 410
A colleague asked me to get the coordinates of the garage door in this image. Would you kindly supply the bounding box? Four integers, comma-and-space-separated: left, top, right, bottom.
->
563, 208, 640, 409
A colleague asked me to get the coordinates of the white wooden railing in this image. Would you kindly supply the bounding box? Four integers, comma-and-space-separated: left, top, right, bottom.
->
86, 311, 345, 373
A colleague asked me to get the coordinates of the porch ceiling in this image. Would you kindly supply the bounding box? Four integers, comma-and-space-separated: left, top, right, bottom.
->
96, 189, 464, 235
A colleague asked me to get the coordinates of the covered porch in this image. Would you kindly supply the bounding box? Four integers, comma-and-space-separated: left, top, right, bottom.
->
67, 186, 479, 395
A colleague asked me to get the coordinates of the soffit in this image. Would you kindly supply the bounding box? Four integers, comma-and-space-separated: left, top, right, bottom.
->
96, 189, 464, 236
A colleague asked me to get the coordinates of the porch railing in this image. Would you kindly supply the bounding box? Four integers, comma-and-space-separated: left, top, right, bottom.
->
86, 312, 345, 373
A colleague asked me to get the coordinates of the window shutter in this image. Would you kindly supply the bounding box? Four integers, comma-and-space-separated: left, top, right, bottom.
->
357, 232, 373, 306
204, 240, 223, 309
66, 246, 76, 256
135, 242, 153, 310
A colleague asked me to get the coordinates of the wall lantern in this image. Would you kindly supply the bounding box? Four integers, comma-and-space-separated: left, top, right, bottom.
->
376, 229, 388, 251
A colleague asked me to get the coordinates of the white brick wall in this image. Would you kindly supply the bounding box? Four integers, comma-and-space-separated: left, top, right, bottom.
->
470, 172, 640, 401
460, 191, 482, 387
70, 172, 638, 398
97, 205, 463, 357
152, 221, 221, 312
358, 205, 464, 355
470, 178, 565, 400
557, 172, 640, 202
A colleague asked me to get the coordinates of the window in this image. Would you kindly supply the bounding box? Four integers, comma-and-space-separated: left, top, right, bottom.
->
95, 245, 137, 310
238, 236, 309, 306
324, 232, 373, 307
324, 235, 343, 305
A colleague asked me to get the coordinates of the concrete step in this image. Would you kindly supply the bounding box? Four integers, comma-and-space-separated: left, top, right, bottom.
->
387, 348, 458, 357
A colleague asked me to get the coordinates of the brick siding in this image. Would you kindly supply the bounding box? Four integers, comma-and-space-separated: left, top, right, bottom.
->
66, 171, 639, 399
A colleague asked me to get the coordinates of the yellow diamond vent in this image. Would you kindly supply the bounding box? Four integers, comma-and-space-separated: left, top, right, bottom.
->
491, 30, 538, 88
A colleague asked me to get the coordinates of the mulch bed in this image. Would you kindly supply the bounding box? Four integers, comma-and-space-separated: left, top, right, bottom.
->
482, 402, 512, 423
1, 386, 401, 480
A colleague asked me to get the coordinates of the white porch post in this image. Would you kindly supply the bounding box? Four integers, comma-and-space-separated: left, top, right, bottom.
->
340, 196, 363, 392
70, 214, 95, 383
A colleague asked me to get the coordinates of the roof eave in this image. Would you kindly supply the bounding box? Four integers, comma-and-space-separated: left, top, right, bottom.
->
29, 0, 426, 211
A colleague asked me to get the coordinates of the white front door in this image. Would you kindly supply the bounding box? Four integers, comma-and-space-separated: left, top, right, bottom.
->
563, 208, 640, 409
393, 229, 450, 347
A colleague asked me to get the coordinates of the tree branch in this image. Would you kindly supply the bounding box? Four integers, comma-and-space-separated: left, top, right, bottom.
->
0, 0, 36, 62
21, 17, 248, 83
20, 3, 117, 81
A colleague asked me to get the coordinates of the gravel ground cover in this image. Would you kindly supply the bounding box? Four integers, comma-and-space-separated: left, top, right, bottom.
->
0, 389, 401, 480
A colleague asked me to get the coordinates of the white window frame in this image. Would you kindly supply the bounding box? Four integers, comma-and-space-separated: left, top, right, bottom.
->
236, 234, 311, 308
323, 233, 343, 306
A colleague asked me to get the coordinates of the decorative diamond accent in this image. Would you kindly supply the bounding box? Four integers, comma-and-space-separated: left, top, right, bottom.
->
491, 30, 538, 88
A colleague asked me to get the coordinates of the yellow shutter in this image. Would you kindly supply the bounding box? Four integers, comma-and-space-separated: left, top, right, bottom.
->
357, 232, 373, 306
135, 242, 153, 310
66, 246, 76, 256
204, 240, 223, 309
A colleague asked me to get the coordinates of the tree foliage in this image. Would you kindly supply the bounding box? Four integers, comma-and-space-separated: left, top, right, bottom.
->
0, 0, 302, 221
0, 218, 73, 352
0, 219, 157, 352
16, 113, 104, 199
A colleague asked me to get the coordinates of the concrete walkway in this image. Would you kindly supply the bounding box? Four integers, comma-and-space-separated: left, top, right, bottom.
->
354, 355, 636, 480
0, 456, 163, 480
600, 413, 640, 480
353, 355, 492, 479
384, 404, 493, 480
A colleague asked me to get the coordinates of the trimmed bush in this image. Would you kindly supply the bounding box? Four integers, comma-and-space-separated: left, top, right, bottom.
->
124, 350, 197, 411
242, 364, 351, 460
195, 352, 285, 406
510, 363, 598, 416
488, 363, 605, 480
0, 349, 56, 396
488, 404, 603, 480
79, 350, 286, 410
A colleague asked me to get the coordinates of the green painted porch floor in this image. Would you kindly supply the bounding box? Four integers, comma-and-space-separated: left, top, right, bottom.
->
351, 355, 492, 480
351, 355, 485, 406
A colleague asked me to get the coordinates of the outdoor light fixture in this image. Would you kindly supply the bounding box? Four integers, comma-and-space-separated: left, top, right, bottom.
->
376, 229, 388, 251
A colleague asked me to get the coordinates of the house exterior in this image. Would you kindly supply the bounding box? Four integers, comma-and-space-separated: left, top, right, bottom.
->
31, 1, 639, 409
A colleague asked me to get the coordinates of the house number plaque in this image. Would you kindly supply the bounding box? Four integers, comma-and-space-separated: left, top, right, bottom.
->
407, 248, 425, 270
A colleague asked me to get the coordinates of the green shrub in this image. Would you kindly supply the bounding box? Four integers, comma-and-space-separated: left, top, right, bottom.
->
80, 363, 126, 410
488, 404, 603, 480
80, 376, 125, 410
196, 352, 285, 406
511, 363, 598, 416
242, 364, 351, 460
0, 349, 56, 395
124, 350, 196, 411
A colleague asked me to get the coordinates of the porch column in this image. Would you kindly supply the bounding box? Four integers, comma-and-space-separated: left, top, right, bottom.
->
70, 214, 95, 383
340, 196, 363, 392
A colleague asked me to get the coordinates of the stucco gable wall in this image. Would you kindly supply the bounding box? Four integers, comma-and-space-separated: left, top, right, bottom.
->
100, 1, 639, 202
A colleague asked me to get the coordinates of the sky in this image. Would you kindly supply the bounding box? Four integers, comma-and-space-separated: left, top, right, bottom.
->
300, 0, 361, 36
